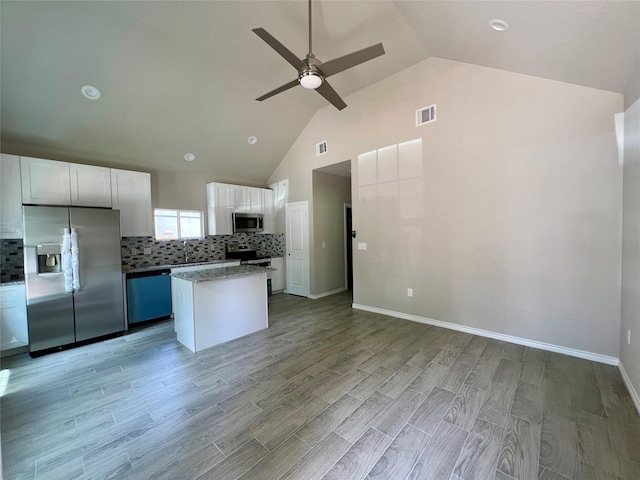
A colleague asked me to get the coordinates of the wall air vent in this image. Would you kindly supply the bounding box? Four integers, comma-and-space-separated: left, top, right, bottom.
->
416, 104, 436, 127
316, 140, 328, 156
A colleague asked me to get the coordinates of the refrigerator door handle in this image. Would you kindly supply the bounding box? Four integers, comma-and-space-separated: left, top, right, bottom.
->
71, 227, 80, 290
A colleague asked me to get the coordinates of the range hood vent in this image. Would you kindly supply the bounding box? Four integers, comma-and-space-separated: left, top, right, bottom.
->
416, 104, 436, 126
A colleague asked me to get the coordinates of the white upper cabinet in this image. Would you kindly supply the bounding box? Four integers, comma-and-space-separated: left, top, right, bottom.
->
69, 163, 112, 207
207, 182, 276, 235
207, 182, 235, 235
0, 154, 24, 238
111, 169, 152, 237
262, 189, 274, 234
20, 156, 71, 205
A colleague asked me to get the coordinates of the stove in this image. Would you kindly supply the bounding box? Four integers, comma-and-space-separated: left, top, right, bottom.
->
226, 243, 271, 266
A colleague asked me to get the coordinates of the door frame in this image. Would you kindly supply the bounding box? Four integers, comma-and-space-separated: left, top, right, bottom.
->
285, 200, 310, 297
344, 203, 352, 290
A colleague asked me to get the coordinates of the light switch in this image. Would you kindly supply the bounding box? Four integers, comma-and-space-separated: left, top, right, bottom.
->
143, 247, 151, 255
358, 243, 367, 250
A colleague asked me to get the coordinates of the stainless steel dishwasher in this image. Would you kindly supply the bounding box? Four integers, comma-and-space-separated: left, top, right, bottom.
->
126, 269, 173, 325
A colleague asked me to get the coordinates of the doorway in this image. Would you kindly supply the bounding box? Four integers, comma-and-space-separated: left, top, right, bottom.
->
345, 204, 353, 291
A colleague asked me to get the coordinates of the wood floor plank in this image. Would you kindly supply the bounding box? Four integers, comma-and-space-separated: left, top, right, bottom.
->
195, 438, 269, 480
347, 366, 393, 401
511, 381, 544, 425
365, 424, 431, 480
372, 388, 425, 438
444, 384, 487, 432
237, 434, 311, 480
497, 415, 541, 480
408, 420, 469, 480
322, 428, 392, 480
539, 413, 578, 479
378, 364, 422, 399
280, 432, 352, 480
334, 391, 393, 443
409, 387, 457, 435
438, 360, 475, 393
453, 418, 504, 480
477, 381, 517, 428
295, 394, 362, 448
408, 362, 447, 395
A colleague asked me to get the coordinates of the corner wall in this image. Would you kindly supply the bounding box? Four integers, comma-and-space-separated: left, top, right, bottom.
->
620, 92, 640, 407
269, 57, 623, 359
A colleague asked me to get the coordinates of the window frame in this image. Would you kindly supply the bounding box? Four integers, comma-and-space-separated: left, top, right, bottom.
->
153, 208, 204, 241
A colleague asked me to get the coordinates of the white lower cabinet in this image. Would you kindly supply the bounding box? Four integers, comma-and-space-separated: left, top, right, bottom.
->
270, 257, 284, 292
1, 284, 28, 352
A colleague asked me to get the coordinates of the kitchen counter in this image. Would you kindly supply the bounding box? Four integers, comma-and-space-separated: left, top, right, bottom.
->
0, 280, 25, 286
123, 259, 229, 274
171, 265, 275, 283
171, 265, 270, 353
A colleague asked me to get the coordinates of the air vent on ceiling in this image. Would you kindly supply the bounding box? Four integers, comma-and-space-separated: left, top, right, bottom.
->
316, 140, 328, 156
416, 104, 436, 127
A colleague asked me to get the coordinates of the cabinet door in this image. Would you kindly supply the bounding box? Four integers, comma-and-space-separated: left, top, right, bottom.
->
70, 163, 112, 207
270, 257, 284, 291
216, 184, 235, 235
262, 189, 274, 234
0, 284, 28, 351
20, 156, 71, 205
111, 169, 152, 237
207, 183, 235, 235
250, 187, 262, 213
0, 154, 24, 238
234, 187, 249, 213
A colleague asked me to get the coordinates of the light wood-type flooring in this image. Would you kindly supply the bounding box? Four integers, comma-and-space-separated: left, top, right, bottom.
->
1, 291, 639, 480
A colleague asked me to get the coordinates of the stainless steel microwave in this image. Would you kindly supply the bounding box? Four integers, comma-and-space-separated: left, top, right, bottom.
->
232, 212, 264, 233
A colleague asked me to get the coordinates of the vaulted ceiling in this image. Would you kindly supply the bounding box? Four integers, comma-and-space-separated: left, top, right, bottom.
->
2, 1, 638, 184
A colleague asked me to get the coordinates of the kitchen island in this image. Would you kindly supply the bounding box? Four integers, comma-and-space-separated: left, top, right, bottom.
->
171, 265, 274, 353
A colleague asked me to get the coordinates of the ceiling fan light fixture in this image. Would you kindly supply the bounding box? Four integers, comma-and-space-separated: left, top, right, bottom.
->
299, 72, 323, 90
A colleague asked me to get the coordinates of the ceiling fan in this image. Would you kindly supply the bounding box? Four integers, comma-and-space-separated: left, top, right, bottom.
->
253, 0, 385, 110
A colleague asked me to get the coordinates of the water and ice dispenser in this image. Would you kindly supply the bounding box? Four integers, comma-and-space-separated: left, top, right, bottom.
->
36, 244, 62, 274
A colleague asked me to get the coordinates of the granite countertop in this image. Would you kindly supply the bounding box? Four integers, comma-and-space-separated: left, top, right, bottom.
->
0, 280, 26, 287
123, 259, 235, 274
171, 265, 275, 283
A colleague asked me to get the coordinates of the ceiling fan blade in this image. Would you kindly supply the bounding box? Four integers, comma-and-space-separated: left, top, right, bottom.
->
256, 79, 300, 101
316, 80, 347, 110
252, 28, 306, 71
320, 43, 385, 77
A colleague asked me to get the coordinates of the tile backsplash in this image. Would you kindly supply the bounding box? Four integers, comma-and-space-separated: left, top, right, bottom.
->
121, 233, 285, 270
0, 239, 24, 283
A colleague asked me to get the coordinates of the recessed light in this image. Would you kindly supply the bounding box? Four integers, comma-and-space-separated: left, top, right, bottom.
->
248, 136, 258, 145
489, 19, 509, 32
81, 85, 101, 100
184, 153, 196, 162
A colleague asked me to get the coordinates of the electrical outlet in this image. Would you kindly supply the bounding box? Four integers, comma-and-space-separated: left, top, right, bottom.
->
143, 247, 151, 255
322, 241, 326, 248
407, 288, 413, 297
358, 243, 367, 250
628, 329, 632, 345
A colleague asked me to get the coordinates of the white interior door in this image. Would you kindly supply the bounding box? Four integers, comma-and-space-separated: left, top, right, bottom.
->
285, 201, 309, 297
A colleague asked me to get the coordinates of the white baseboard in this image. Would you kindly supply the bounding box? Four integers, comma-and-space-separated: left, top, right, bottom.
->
352, 303, 619, 366
309, 287, 347, 300
619, 361, 640, 415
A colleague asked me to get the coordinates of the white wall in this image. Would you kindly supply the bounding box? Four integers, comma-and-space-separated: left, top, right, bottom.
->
620, 93, 640, 403
269, 57, 623, 359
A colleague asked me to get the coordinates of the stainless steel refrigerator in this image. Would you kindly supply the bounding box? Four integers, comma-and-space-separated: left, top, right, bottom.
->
23, 206, 125, 354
